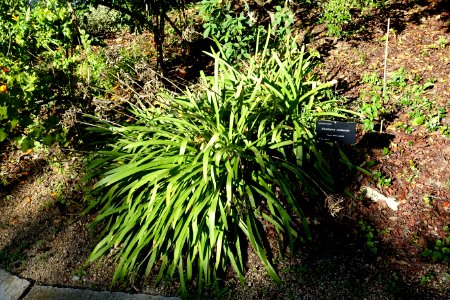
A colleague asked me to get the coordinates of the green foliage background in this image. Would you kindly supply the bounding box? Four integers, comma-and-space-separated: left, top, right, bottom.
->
0, 0, 83, 148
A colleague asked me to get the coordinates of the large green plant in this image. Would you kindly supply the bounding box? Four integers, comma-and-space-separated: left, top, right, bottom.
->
84, 34, 351, 293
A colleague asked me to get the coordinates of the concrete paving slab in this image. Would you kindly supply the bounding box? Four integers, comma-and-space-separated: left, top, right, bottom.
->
0, 268, 31, 300
23, 285, 181, 300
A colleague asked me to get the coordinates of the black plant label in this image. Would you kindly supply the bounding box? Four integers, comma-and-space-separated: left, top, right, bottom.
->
316, 121, 356, 145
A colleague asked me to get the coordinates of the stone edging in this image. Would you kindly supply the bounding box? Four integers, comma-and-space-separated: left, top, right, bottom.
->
0, 268, 180, 300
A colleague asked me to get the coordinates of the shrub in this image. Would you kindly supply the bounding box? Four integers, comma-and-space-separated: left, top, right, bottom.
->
0, 0, 89, 148
81, 5, 130, 36
320, 0, 386, 36
199, 0, 296, 62
84, 34, 351, 293
200, 0, 262, 61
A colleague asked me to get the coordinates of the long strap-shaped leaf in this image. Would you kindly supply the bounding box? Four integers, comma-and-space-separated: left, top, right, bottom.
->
241, 215, 281, 282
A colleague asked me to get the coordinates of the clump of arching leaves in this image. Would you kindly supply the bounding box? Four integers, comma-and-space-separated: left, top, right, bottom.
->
84, 34, 353, 294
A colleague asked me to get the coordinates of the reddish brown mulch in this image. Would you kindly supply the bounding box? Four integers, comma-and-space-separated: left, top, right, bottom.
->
307, 0, 450, 297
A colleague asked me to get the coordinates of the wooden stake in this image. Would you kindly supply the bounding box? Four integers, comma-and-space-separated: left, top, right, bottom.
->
381, 18, 390, 134
382, 18, 390, 99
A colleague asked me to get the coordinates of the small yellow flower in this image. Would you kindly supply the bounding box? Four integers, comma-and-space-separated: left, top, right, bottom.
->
12, 15, 19, 21
0, 85, 7, 93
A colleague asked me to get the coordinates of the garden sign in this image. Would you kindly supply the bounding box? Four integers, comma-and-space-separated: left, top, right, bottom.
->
316, 120, 356, 145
